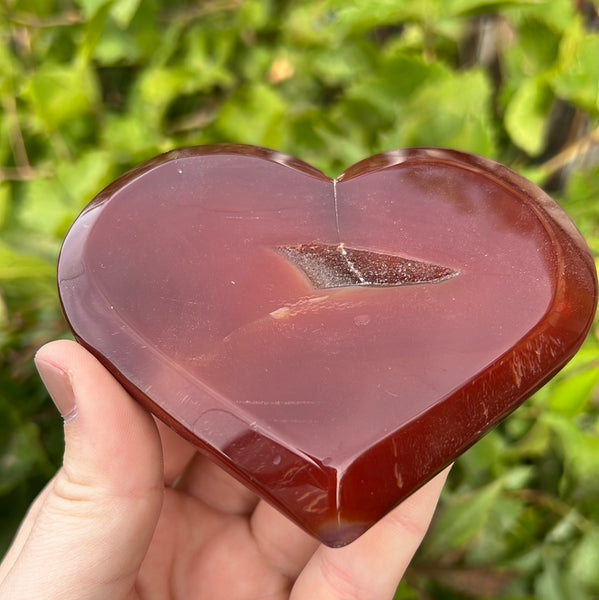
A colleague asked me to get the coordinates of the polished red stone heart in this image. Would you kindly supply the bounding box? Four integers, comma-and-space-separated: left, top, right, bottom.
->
57, 146, 597, 547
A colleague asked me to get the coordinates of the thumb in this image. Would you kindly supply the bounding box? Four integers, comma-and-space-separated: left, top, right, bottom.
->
0, 340, 164, 600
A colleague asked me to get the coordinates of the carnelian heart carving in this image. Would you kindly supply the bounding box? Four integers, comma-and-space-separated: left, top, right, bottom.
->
58, 145, 597, 546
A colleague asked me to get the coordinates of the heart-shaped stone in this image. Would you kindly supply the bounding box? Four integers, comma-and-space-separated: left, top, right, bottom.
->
58, 146, 597, 547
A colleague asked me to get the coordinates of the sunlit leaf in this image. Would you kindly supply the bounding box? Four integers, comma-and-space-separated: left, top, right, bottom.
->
22, 61, 100, 131
236, 0, 273, 29
381, 68, 496, 156
73, 0, 112, 20
0, 183, 9, 231
214, 84, 287, 147
568, 529, 599, 592
449, 0, 543, 17
512, 0, 575, 31
110, 0, 142, 28
551, 27, 599, 114
549, 367, 599, 416
505, 77, 554, 156
0, 243, 55, 282
17, 149, 113, 240
323, 0, 444, 32
534, 555, 570, 600
101, 113, 166, 163
80, 2, 111, 60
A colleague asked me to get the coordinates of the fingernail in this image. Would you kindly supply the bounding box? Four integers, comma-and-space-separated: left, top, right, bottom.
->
35, 358, 77, 421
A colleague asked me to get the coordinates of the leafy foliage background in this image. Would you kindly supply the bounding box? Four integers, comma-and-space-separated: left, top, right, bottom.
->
1, 0, 599, 598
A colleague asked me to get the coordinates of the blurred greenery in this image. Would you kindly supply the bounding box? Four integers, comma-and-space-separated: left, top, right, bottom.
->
1, 0, 599, 597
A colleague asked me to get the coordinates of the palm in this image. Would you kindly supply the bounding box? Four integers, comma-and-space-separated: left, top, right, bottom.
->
129, 421, 449, 600
135, 422, 318, 600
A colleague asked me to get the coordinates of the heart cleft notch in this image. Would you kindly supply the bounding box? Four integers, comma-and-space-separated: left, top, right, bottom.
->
275, 243, 459, 290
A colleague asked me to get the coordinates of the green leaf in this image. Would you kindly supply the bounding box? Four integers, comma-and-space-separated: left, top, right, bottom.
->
0, 243, 55, 282
110, 0, 142, 28
549, 367, 599, 416
18, 151, 113, 238
511, 0, 575, 33
101, 113, 165, 163
456, 429, 506, 482
516, 18, 562, 73
214, 84, 288, 147
512, 418, 552, 457
542, 413, 599, 481
283, 2, 344, 45
380, 68, 496, 156
278, 109, 366, 176
56, 150, 114, 207
22, 61, 100, 131
93, 0, 162, 65
466, 491, 528, 563
534, 555, 569, 600
308, 43, 374, 87
449, 0, 544, 16
236, 0, 273, 29
561, 163, 599, 237
0, 34, 17, 97
323, 0, 444, 32
179, 26, 236, 90
129, 60, 231, 131
0, 292, 8, 333
93, 18, 144, 64
132, 66, 192, 114
73, 0, 112, 20
16, 178, 67, 238
505, 77, 553, 155
347, 53, 447, 121
569, 529, 599, 592
0, 183, 9, 231
80, 2, 112, 60
424, 480, 503, 554
551, 27, 599, 114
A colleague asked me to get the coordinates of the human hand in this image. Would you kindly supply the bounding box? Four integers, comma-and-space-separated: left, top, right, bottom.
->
0, 339, 449, 600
